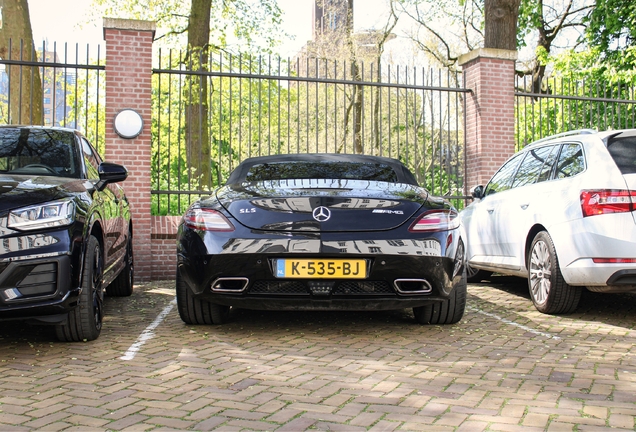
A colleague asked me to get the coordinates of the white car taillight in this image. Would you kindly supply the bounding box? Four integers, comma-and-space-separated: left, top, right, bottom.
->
592, 258, 636, 263
183, 208, 235, 231
580, 189, 636, 217
409, 209, 459, 232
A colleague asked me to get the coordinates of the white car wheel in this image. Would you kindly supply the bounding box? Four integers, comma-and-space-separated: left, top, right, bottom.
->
528, 231, 581, 314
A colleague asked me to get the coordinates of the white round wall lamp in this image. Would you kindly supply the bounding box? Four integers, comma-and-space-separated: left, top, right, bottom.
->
113, 109, 144, 139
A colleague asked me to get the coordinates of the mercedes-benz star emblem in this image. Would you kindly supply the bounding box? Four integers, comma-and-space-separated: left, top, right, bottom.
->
312, 206, 331, 222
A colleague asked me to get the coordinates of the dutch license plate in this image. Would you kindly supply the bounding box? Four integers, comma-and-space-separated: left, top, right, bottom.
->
275, 259, 367, 279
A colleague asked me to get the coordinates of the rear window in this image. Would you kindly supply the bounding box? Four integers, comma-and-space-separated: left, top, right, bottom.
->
607, 136, 636, 174
244, 161, 399, 183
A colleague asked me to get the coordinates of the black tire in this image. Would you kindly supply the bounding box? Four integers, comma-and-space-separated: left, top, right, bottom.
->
413, 270, 467, 325
56, 235, 104, 342
466, 265, 493, 283
527, 231, 581, 314
176, 271, 229, 325
106, 233, 134, 297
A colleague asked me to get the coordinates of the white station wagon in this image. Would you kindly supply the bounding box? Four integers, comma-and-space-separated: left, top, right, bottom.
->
460, 129, 636, 314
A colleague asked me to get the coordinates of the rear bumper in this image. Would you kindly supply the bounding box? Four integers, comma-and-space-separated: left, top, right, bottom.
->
177, 222, 465, 311
545, 214, 636, 287
178, 252, 464, 311
562, 258, 636, 290
186, 295, 453, 311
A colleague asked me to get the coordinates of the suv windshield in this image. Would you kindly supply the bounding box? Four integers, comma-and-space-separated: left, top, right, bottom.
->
0, 128, 80, 178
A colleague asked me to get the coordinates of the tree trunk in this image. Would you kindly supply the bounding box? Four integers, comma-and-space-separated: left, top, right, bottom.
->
531, 33, 550, 96
484, 0, 521, 50
350, 61, 363, 154
344, 0, 363, 154
0, 0, 43, 125
185, 0, 212, 190
372, 3, 398, 150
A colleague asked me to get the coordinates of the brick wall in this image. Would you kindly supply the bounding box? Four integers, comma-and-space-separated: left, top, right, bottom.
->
459, 48, 517, 192
151, 216, 181, 280
103, 19, 156, 281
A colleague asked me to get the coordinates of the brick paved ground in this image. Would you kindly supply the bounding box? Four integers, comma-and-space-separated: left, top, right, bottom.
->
0, 276, 635, 431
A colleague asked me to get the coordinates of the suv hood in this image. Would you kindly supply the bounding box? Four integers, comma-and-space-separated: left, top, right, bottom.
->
215, 178, 430, 232
0, 174, 90, 214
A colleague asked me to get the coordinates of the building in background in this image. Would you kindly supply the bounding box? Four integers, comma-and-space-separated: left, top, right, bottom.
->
0, 47, 76, 126
40, 49, 76, 127
294, 0, 395, 77
312, 0, 353, 40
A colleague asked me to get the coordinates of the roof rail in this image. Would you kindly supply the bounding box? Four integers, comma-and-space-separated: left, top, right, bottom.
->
528, 129, 597, 146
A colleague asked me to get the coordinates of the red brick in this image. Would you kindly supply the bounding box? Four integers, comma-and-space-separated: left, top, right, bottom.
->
104, 22, 154, 282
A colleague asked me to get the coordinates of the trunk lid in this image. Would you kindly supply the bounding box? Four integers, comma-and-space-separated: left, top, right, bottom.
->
215, 178, 429, 232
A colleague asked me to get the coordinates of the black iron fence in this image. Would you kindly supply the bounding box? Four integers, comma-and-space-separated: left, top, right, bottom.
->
0, 40, 105, 151
151, 50, 469, 215
6, 40, 636, 217
515, 74, 636, 149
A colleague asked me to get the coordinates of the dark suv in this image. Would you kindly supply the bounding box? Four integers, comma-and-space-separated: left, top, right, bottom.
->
0, 126, 133, 341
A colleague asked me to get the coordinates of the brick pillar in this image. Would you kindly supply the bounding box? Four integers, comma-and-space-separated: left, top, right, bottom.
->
458, 48, 517, 192
103, 18, 156, 281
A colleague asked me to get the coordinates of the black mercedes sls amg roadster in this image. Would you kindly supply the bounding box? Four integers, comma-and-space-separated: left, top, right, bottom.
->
176, 153, 466, 325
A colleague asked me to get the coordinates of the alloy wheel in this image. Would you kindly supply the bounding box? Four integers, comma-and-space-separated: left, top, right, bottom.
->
91, 245, 104, 331
529, 239, 552, 306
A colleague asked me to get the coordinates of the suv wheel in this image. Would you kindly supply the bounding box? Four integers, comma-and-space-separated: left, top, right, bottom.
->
56, 235, 103, 341
528, 231, 581, 314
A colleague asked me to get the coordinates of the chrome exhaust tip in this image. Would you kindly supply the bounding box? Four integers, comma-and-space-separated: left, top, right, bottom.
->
211, 277, 249, 292
393, 279, 433, 294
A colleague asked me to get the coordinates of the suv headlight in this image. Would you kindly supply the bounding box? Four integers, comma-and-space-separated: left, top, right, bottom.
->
8, 199, 75, 231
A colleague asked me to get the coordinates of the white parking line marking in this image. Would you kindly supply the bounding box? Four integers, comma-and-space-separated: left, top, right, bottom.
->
467, 305, 561, 340
120, 298, 177, 361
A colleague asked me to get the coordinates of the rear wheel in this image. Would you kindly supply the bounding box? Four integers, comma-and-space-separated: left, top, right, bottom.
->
106, 233, 134, 297
528, 231, 581, 314
466, 265, 492, 283
176, 271, 230, 325
56, 235, 103, 342
413, 270, 467, 325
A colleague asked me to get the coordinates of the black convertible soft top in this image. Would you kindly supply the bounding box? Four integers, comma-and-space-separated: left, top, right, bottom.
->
225, 153, 419, 186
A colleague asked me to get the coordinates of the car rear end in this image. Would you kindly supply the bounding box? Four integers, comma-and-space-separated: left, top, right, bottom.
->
177, 178, 465, 311
554, 130, 636, 292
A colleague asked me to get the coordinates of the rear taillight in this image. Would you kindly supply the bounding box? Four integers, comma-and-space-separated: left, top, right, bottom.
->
409, 209, 459, 232
580, 190, 636, 217
592, 258, 636, 263
183, 208, 235, 231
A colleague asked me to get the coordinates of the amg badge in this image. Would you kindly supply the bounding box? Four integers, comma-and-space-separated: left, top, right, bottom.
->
372, 209, 404, 215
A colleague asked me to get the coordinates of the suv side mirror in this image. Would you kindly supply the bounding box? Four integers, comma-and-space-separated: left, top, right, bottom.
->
96, 162, 128, 191
470, 185, 485, 199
